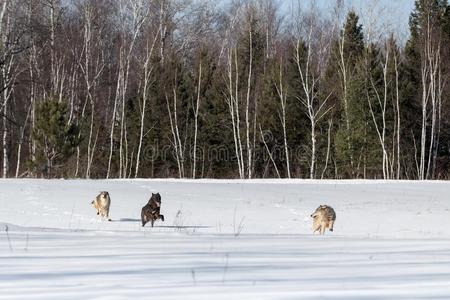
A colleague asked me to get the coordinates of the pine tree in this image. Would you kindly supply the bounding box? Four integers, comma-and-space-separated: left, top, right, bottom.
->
32, 98, 81, 177
333, 11, 366, 178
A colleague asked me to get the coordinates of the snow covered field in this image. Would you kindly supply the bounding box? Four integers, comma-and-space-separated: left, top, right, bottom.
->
1, 179, 450, 299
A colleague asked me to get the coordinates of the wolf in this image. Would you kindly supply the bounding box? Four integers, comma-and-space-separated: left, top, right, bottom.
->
141, 192, 165, 227
311, 205, 336, 235
92, 191, 111, 221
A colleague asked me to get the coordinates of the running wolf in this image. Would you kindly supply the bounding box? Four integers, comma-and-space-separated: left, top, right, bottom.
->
141, 193, 165, 227
92, 191, 111, 221
311, 205, 336, 235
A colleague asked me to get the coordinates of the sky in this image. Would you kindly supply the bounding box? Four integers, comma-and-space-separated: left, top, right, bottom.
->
282, 0, 416, 43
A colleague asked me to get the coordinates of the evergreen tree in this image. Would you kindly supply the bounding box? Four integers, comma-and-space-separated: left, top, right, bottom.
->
333, 11, 366, 178
32, 98, 81, 177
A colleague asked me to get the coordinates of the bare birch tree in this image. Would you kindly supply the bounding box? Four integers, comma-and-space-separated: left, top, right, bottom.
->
418, 13, 442, 180
223, 4, 245, 179
166, 87, 185, 178
107, 0, 148, 178
367, 39, 390, 179
78, 1, 106, 178
274, 57, 291, 178
244, 7, 254, 179
294, 9, 333, 179
135, 24, 159, 178
333, 1, 356, 176
192, 60, 202, 179
225, 47, 245, 179
0, 0, 24, 178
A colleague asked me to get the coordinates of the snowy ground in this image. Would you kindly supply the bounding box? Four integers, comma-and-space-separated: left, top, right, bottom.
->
1, 179, 450, 299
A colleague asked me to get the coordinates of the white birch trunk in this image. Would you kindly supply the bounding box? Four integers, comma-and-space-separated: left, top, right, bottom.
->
135, 27, 159, 178
337, 26, 354, 174
367, 43, 390, 179
245, 17, 253, 179
108, 0, 148, 178
166, 90, 184, 178
295, 33, 331, 179
274, 59, 291, 178
394, 53, 401, 179
321, 119, 333, 179
192, 61, 202, 179
225, 49, 244, 178
234, 48, 245, 177
259, 124, 280, 178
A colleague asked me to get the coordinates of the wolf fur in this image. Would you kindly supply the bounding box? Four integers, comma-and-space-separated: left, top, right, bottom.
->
141, 193, 165, 227
311, 205, 336, 235
92, 191, 111, 221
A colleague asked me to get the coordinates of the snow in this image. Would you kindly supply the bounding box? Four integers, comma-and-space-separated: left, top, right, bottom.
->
1, 179, 450, 299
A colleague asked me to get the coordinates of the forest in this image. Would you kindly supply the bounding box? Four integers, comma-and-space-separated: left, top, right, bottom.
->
0, 0, 449, 179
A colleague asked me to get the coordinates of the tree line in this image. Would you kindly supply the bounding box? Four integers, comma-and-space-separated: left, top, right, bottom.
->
0, 0, 449, 179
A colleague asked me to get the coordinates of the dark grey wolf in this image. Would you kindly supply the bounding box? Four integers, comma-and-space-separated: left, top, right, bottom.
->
311, 205, 336, 235
141, 193, 165, 227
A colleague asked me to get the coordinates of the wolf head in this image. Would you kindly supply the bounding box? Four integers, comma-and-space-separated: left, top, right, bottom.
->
93, 191, 109, 204
100, 191, 109, 199
310, 205, 327, 218
150, 192, 162, 207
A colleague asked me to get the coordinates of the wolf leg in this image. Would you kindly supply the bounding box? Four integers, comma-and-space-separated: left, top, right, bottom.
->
151, 218, 155, 227
320, 224, 326, 235
141, 211, 147, 227
329, 220, 334, 232
312, 220, 320, 234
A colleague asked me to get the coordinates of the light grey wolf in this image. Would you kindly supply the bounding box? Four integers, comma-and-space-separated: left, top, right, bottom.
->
311, 205, 336, 235
92, 191, 111, 221
141, 193, 164, 227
